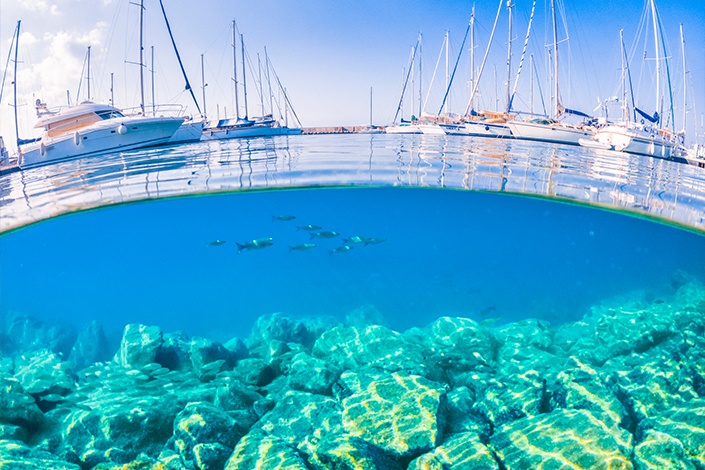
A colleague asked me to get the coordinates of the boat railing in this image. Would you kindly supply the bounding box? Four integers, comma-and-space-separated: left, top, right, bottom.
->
120, 104, 187, 118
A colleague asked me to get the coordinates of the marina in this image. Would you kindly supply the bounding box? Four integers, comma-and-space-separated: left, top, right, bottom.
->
0, 1, 704, 469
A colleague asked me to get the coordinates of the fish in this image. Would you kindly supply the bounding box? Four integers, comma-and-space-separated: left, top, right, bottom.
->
343, 236, 372, 244
296, 225, 322, 232
478, 318, 500, 327
330, 245, 354, 255
310, 231, 340, 240
236, 238, 274, 254
272, 215, 296, 222
289, 244, 317, 252
208, 240, 226, 246
365, 237, 387, 245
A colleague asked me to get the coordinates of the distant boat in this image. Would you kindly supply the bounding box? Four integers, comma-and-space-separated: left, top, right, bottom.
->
18, 101, 183, 169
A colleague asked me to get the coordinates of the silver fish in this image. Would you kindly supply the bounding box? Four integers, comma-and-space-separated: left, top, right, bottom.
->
342, 236, 371, 244
296, 225, 322, 232
330, 245, 354, 255
289, 243, 317, 252
272, 215, 296, 222
208, 240, 226, 246
310, 231, 340, 240
236, 238, 274, 254
365, 237, 387, 245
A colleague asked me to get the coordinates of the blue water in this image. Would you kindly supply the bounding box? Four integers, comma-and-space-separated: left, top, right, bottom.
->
1, 186, 703, 344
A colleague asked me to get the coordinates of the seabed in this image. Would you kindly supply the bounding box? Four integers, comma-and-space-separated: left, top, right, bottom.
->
0, 273, 704, 469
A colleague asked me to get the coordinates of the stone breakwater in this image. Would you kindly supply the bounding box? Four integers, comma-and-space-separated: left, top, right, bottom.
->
0, 281, 704, 470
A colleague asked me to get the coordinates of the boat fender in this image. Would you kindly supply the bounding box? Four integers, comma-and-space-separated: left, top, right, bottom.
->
118, 125, 128, 135
74, 132, 81, 146
40, 143, 46, 156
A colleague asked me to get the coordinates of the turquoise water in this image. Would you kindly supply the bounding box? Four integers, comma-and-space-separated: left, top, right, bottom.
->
1, 186, 703, 343
1, 134, 705, 469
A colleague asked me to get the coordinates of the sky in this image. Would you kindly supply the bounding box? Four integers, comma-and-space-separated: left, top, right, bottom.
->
1, 0, 704, 148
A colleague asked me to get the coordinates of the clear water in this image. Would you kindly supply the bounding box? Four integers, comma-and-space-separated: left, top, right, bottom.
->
1, 134, 703, 342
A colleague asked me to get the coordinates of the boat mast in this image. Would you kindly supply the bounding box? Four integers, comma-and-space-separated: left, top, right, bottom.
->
370, 87, 373, 126
201, 54, 207, 118
505, 0, 512, 113
411, 45, 415, 119
110, 72, 114, 106
241, 34, 248, 119
552, 0, 559, 118
232, 20, 239, 119
418, 33, 422, 117
139, 0, 145, 115
151, 46, 155, 115
445, 30, 449, 114
87, 46, 91, 101
620, 29, 626, 122
470, 7, 475, 113
265, 47, 273, 118
680, 24, 686, 132
649, 0, 660, 127
12, 20, 21, 147
530, 54, 533, 116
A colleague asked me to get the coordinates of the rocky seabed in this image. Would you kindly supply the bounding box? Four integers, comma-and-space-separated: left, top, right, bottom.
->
1, 280, 704, 470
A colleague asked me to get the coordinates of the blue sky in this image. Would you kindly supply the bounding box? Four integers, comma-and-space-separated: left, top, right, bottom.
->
1, 0, 704, 146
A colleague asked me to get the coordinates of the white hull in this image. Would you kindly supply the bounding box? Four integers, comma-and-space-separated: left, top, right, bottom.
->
168, 119, 205, 144
418, 124, 446, 135
507, 120, 594, 145
202, 124, 301, 140
592, 125, 678, 158
19, 115, 184, 168
442, 121, 512, 138
385, 125, 422, 134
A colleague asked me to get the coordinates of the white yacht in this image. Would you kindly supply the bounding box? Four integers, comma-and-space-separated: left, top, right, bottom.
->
19, 101, 184, 169
202, 115, 301, 140
508, 118, 594, 145
582, 123, 680, 158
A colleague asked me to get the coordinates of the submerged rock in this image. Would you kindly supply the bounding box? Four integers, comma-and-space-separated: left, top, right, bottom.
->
0, 439, 82, 470
287, 352, 340, 395
490, 409, 633, 469
255, 391, 344, 444
408, 432, 498, 470
0, 376, 46, 434
68, 320, 112, 372
114, 324, 163, 369
313, 325, 430, 376
189, 337, 235, 381
299, 434, 402, 470
224, 432, 309, 470
155, 331, 192, 372
344, 304, 389, 328
173, 401, 245, 470
247, 312, 334, 350
634, 430, 697, 470
2, 312, 77, 358
341, 372, 446, 458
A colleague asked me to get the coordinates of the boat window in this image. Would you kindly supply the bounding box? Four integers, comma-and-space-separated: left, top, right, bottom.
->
96, 110, 125, 120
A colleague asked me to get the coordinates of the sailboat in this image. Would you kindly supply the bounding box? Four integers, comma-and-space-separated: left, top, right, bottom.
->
386, 35, 424, 134
202, 22, 301, 140
13, 18, 183, 169
579, 0, 682, 159
506, 0, 596, 145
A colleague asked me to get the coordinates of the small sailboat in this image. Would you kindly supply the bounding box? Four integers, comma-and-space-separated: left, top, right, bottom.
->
202, 21, 301, 140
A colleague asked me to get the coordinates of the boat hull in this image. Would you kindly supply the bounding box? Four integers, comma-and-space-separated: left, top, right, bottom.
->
202, 124, 301, 140
168, 119, 205, 144
594, 125, 677, 158
19, 116, 184, 168
442, 121, 512, 138
507, 121, 593, 145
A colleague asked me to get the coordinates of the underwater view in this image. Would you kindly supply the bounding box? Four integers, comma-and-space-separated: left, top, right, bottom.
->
1, 134, 705, 469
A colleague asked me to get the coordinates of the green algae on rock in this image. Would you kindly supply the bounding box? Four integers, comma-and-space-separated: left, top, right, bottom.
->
224, 433, 309, 470
408, 432, 499, 470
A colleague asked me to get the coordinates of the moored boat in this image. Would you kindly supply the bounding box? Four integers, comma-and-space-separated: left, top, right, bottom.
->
18, 101, 183, 169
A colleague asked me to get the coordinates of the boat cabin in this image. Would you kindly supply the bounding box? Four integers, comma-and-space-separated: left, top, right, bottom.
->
34, 102, 126, 138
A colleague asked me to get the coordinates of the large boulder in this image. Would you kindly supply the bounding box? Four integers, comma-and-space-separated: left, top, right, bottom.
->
408, 432, 499, 470
2, 312, 77, 358
224, 432, 309, 470
341, 372, 447, 459
68, 321, 112, 372
490, 409, 633, 469
113, 324, 163, 369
